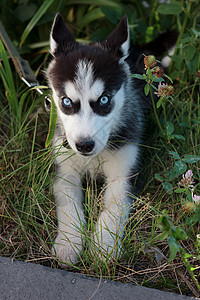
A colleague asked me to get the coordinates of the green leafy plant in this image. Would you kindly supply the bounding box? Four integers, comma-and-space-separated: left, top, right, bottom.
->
130, 54, 175, 143
158, 211, 200, 292
155, 152, 200, 195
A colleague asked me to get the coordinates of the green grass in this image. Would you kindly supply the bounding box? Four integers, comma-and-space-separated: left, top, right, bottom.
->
0, 0, 200, 297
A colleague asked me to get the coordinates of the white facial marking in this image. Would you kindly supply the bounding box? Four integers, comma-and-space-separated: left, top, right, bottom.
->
64, 77, 104, 103
90, 79, 105, 100
76, 60, 93, 90
64, 81, 78, 102
74, 60, 104, 101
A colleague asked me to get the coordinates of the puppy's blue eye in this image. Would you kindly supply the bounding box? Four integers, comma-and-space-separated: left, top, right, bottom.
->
62, 97, 72, 108
99, 95, 110, 106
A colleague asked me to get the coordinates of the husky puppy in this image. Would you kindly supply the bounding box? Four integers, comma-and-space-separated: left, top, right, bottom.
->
47, 13, 145, 263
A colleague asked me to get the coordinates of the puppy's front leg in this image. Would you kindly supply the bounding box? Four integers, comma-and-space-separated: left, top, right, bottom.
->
53, 171, 86, 264
95, 145, 139, 260
95, 178, 131, 260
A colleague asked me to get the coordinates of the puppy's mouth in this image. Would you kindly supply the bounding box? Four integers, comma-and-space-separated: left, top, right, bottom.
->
79, 152, 93, 157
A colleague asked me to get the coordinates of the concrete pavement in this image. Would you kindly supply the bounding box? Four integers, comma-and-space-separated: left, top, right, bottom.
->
0, 256, 197, 300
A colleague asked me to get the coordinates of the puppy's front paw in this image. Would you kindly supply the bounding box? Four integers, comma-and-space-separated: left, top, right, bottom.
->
52, 233, 82, 264
94, 211, 123, 261
94, 232, 122, 262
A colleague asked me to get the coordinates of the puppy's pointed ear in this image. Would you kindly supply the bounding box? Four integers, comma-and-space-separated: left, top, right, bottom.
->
102, 16, 130, 58
50, 13, 77, 56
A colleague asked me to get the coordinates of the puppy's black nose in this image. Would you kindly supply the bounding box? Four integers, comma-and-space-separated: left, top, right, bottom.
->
75, 140, 95, 154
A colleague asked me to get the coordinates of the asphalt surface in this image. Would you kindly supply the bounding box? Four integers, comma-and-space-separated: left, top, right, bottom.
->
0, 256, 197, 300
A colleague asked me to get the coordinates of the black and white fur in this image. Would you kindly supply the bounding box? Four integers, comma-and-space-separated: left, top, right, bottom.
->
47, 13, 146, 263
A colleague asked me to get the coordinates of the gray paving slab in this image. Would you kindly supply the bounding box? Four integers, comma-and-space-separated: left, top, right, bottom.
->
0, 256, 197, 300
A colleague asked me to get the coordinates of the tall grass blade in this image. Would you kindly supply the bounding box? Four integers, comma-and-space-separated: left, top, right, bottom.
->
45, 95, 57, 148
20, 0, 54, 48
0, 39, 17, 118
